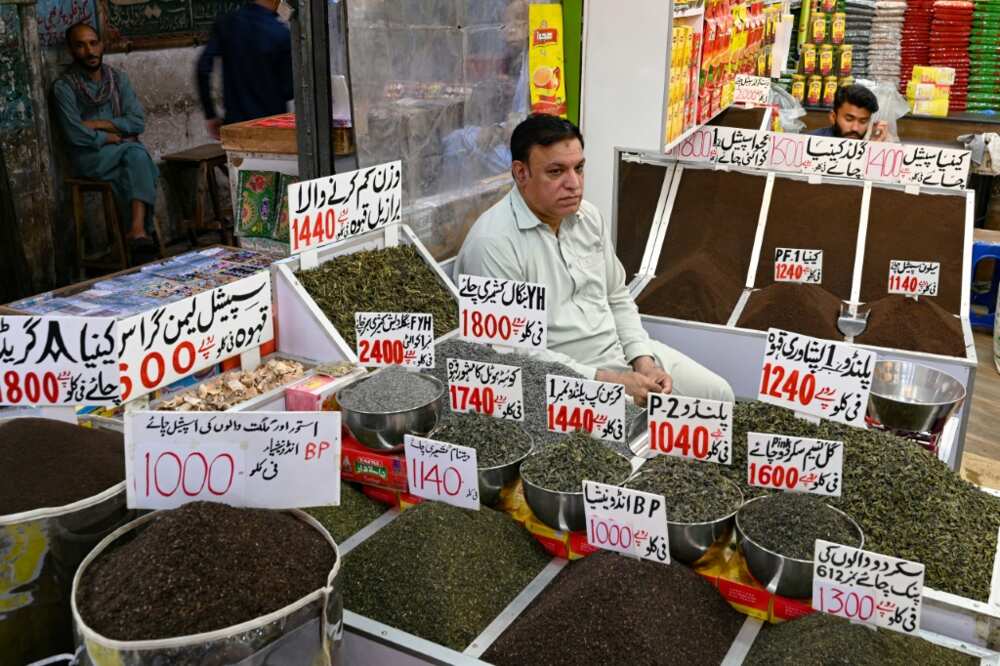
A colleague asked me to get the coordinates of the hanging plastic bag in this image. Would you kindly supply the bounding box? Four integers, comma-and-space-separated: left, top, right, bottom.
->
854, 78, 909, 141
769, 84, 807, 133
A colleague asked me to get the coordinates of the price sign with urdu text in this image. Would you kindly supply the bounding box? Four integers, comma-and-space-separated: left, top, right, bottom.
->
733, 74, 772, 106
774, 248, 823, 284
648, 394, 732, 465
404, 435, 480, 510
446, 357, 524, 421
354, 312, 434, 369
584, 480, 670, 564
457, 274, 547, 349
887, 260, 940, 297
546, 374, 627, 444
747, 432, 844, 496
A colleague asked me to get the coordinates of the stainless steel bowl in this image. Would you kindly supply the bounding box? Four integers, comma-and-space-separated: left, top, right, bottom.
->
665, 479, 744, 565
736, 496, 864, 599
336, 373, 444, 452
867, 360, 966, 436
428, 425, 534, 507
521, 450, 632, 532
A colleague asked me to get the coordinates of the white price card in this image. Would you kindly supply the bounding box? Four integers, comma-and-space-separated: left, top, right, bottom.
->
446, 357, 524, 422
746, 432, 844, 496
125, 411, 341, 510
759, 329, 875, 428
887, 260, 940, 297
647, 394, 732, 465
118, 271, 274, 402
711, 127, 772, 170
898, 144, 970, 190
457, 274, 547, 350
0, 316, 120, 406
354, 312, 434, 369
800, 136, 869, 181
813, 540, 925, 634
286, 161, 402, 254
546, 374, 627, 444
774, 248, 823, 284
733, 73, 772, 106
583, 480, 670, 564
404, 435, 480, 510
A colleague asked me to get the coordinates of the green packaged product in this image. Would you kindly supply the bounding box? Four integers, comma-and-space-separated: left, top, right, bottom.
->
237, 170, 277, 238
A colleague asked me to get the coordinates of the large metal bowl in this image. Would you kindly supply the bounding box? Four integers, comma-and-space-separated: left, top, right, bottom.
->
336, 373, 444, 452
521, 450, 632, 532
665, 479, 744, 565
428, 425, 534, 507
867, 360, 966, 436
736, 496, 864, 599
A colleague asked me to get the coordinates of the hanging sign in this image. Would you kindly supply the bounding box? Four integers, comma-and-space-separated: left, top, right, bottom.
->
528, 4, 568, 117
457, 274, 547, 349
125, 411, 341, 510
286, 161, 402, 255
546, 374, 626, 444
746, 432, 844, 496
887, 260, 940, 297
733, 74, 772, 106
583, 480, 670, 564
446, 357, 524, 422
758, 328, 875, 428
0, 316, 120, 406
404, 435, 480, 510
117, 271, 273, 402
354, 312, 434, 369
813, 540, 925, 634
801, 135, 869, 180
647, 394, 732, 465
712, 127, 772, 170
774, 248, 823, 284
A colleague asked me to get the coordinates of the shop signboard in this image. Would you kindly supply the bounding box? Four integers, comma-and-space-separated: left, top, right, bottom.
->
354, 312, 434, 369
125, 411, 341, 510
457, 274, 547, 350
583, 480, 670, 564
647, 394, 732, 464
404, 435, 480, 510
546, 374, 627, 444
746, 432, 844, 496
446, 357, 525, 422
813, 540, 925, 634
0, 315, 120, 406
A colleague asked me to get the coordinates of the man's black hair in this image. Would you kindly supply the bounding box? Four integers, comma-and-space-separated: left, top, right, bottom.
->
833, 84, 879, 114
65, 21, 99, 45
510, 114, 584, 164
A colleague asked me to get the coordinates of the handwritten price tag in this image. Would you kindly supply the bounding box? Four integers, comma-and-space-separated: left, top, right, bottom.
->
404, 435, 480, 510
354, 312, 434, 369
759, 329, 875, 428
125, 411, 341, 510
287, 161, 402, 254
446, 357, 524, 421
898, 144, 970, 190
733, 74, 771, 106
583, 480, 669, 564
118, 271, 273, 402
712, 127, 771, 170
814, 540, 925, 634
457, 274, 547, 350
887, 260, 940, 297
774, 248, 823, 284
648, 394, 732, 464
0, 316, 120, 406
801, 136, 868, 180
747, 432, 843, 496
546, 374, 626, 444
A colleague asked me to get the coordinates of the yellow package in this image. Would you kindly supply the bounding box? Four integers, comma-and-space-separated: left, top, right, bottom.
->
528, 4, 567, 117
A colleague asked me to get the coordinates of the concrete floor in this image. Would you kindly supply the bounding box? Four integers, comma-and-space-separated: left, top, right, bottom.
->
960, 331, 1000, 490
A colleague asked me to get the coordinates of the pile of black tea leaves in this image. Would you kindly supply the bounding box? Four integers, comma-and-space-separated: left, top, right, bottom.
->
738, 492, 861, 560
520, 431, 632, 493
431, 411, 532, 467
626, 454, 743, 523
337, 366, 442, 413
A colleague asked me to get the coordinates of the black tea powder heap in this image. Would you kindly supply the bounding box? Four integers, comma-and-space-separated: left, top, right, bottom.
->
625, 455, 743, 523
305, 483, 387, 543
337, 366, 442, 412
343, 502, 549, 651
482, 551, 745, 666
739, 492, 861, 560
745, 613, 978, 665
431, 411, 532, 467
296, 245, 458, 350
77, 502, 335, 641
520, 431, 632, 493
0, 418, 125, 515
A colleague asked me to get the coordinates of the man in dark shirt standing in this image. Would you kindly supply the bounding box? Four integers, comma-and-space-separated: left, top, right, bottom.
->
196, 0, 293, 139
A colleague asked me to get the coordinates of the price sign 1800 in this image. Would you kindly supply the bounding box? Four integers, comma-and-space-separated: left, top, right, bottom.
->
647, 394, 732, 465
457, 274, 547, 350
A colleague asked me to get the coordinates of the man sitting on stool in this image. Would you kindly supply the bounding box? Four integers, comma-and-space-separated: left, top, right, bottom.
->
53, 22, 158, 253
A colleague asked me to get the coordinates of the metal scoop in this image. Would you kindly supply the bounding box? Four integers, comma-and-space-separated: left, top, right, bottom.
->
837, 301, 871, 338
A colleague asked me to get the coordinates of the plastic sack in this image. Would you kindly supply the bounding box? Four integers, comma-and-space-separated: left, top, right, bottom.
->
71, 510, 343, 666
855, 78, 909, 141
769, 84, 807, 133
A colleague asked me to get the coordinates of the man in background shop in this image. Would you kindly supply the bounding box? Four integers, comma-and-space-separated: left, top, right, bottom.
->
809, 84, 889, 141
196, 0, 293, 140
53, 22, 158, 253
455, 114, 735, 406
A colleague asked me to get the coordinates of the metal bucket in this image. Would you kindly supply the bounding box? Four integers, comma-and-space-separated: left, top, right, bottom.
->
0, 417, 132, 666
71, 509, 343, 666
867, 360, 966, 436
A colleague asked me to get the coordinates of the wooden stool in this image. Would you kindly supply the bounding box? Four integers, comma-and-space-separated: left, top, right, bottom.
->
163, 144, 232, 247
68, 177, 128, 279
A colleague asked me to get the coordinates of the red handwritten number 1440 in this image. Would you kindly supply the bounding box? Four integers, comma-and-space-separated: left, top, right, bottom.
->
290, 208, 348, 251
760, 363, 817, 406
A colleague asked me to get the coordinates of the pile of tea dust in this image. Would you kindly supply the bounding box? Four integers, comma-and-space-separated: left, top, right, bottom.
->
482, 551, 745, 665
432, 412, 532, 467
856, 294, 966, 357
725, 402, 1000, 601
77, 502, 335, 640
337, 366, 442, 412
305, 483, 386, 542
427, 339, 644, 452
745, 613, 978, 665
295, 245, 458, 349
0, 418, 124, 515
520, 431, 632, 493
343, 502, 549, 650
736, 282, 844, 340
625, 455, 743, 523
739, 493, 860, 560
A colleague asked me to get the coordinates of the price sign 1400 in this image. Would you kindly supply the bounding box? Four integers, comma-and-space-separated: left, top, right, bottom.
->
647, 394, 732, 465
